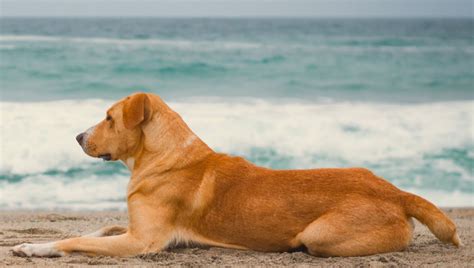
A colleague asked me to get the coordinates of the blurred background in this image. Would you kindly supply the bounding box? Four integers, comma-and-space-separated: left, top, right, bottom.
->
0, 0, 472, 210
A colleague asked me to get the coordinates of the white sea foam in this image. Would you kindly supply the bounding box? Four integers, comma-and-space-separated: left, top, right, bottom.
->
0, 99, 472, 208
2, 35, 471, 54
172, 100, 473, 167
0, 174, 128, 210
0, 35, 261, 50
0, 44, 17, 50
0, 99, 108, 174
1, 99, 472, 174
404, 189, 474, 208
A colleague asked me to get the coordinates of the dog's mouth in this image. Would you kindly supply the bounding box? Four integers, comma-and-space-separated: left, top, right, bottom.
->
98, 154, 112, 161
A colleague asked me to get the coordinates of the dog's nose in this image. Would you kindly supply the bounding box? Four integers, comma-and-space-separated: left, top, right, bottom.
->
76, 133, 85, 145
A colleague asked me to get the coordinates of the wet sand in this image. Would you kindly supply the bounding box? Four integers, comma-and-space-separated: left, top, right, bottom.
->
0, 208, 472, 267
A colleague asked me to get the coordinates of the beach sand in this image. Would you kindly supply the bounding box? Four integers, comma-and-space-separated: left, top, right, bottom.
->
0, 209, 472, 267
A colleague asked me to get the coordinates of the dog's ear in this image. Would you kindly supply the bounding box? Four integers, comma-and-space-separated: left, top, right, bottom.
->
123, 93, 151, 130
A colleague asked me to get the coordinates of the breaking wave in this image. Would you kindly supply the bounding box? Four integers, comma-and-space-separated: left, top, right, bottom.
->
0, 98, 472, 209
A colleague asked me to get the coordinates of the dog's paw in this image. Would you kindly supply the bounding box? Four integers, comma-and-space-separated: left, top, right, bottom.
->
11, 242, 64, 257
12, 243, 34, 257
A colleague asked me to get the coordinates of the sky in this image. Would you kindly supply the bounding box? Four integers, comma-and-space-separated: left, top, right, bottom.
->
0, 0, 473, 18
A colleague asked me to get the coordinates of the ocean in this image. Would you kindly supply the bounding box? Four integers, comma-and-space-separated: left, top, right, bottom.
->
0, 18, 472, 209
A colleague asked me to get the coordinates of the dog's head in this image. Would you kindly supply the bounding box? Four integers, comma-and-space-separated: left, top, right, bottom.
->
76, 92, 153, 161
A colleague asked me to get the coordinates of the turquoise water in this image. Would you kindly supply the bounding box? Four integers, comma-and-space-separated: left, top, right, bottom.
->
1, 18, 473, 102
0, 18, 472, 209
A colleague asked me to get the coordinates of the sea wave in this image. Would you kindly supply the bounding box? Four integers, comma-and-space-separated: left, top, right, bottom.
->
0, 100, 468, 168
1, 99, 472, 174
0, 173, 471, 210
0, 173, 128, 210
0, 35, 261, 50
0, 44, 17, 50
1, 35, 472, 54
0, 98, 472, 208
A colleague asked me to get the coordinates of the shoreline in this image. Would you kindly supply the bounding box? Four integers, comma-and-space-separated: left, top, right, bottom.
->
0, 208, 472, 267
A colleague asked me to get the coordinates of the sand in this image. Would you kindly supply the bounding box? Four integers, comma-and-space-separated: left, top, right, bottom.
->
0, 208, 472, 267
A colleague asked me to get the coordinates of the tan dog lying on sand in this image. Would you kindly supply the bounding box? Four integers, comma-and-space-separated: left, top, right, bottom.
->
12, 92, 460, 257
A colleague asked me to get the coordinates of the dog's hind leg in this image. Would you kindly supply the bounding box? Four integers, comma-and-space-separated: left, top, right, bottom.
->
296, 200, 413, 257
82, 225, 127, 237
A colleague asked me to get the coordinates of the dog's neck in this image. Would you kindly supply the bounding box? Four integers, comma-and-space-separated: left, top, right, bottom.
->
124, 111, 213, 176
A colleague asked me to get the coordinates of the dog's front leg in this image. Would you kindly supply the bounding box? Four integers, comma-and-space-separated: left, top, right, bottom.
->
82, 225, 128, 237
12, 232, 169, 257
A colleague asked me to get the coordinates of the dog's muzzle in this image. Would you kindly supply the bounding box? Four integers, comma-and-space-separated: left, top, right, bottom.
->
76, 132, 112, 161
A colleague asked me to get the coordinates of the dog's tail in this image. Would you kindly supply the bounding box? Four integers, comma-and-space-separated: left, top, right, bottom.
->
402, 192, 461, 247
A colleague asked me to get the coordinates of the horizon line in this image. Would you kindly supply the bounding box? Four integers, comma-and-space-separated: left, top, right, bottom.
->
1, 15, 473, 19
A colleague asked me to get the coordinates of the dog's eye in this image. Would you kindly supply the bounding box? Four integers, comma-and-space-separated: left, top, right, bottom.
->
106, 115, 112, 121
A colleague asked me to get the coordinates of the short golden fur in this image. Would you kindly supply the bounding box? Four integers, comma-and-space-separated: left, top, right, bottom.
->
12, 92, 460, 257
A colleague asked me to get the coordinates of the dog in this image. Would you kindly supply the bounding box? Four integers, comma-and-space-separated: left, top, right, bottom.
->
12, 92, 460, 257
